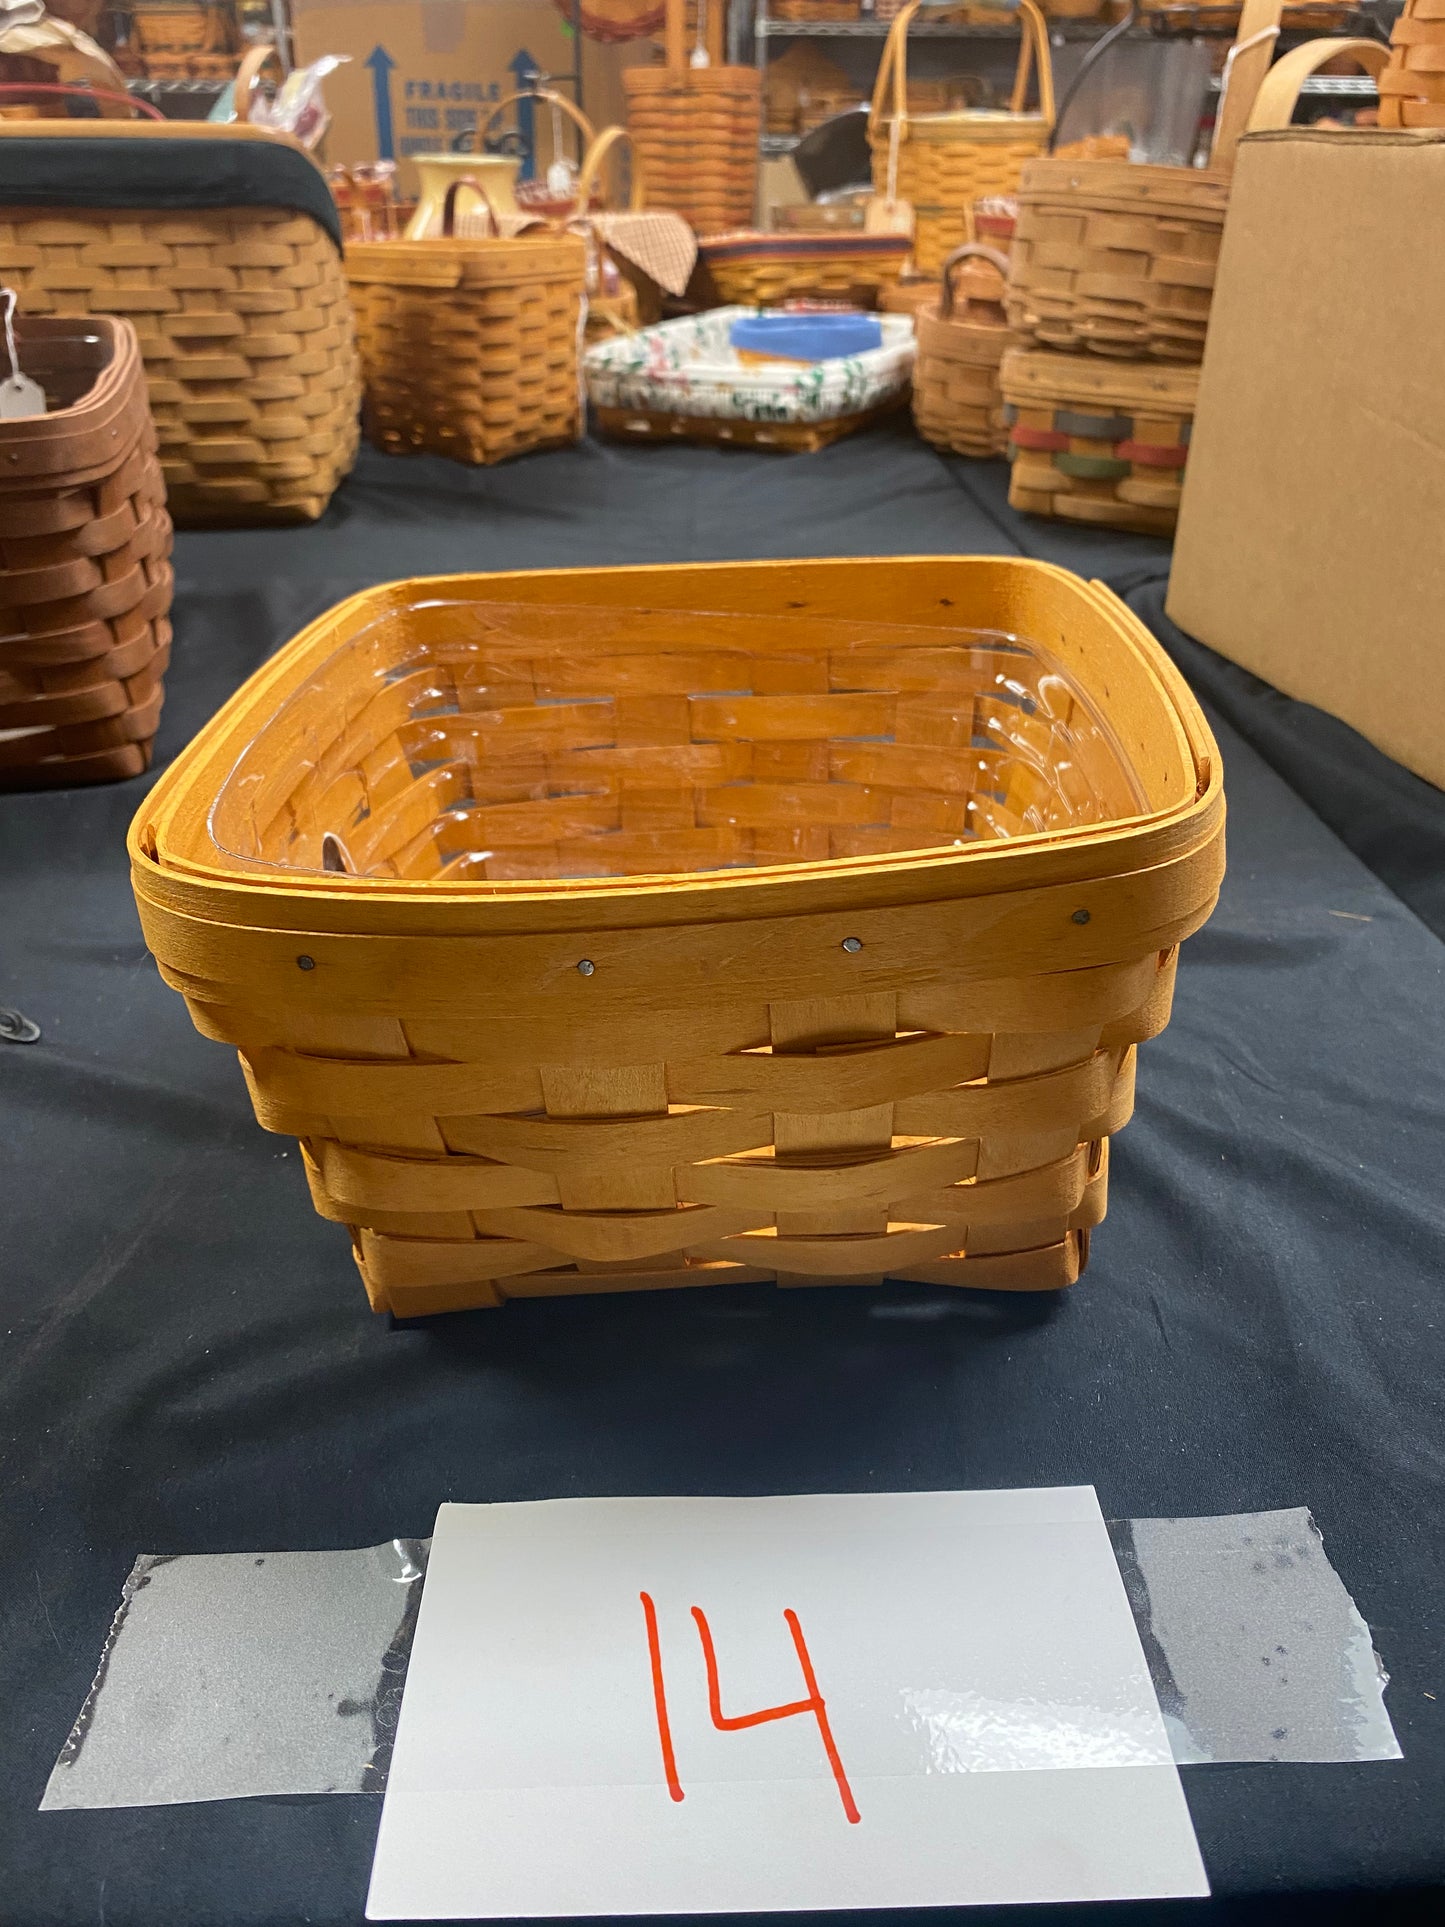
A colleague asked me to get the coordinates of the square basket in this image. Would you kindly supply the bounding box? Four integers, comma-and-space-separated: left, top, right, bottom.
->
130, 559, 1224, 1319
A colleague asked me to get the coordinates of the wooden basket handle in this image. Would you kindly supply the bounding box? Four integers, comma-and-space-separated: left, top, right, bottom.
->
477, 85, 596, 155
440, 177, 499, 237
232, 41, 283, 124
1209, 0, 1286, 169
872, 0, 1055, 136
1243, 35, 1388, 135
938, 242, 1010, 319
664, 0, 686, 76
575, 124, 646, 213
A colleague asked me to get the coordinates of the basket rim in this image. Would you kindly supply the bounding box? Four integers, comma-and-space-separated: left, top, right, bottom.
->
130, 556, 1222, 940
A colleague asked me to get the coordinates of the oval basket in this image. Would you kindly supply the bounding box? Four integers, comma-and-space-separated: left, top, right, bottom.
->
130, 558, 1224, 1319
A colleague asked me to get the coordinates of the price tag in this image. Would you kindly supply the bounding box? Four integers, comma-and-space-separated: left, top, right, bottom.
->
0, 288, 45, 420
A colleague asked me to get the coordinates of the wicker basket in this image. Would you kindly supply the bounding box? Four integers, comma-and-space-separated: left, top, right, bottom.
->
869, 0, 1054, 276
0, 310, 172, 790
913, 244, 1014, 458
623, 0, 760, 235
698, 230, 911, 308
587, 306, 914, 452
1378, 0, 1445, 130
0, 120, 360, 524
1001, 348, 1197, 535
347, 182, 587, 466
129, 557, 1224, 1318
772, 0, 860, 17
1003, 14, 1387, 362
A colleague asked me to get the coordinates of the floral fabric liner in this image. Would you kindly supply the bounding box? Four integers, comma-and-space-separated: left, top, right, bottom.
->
584, 307, 916, 426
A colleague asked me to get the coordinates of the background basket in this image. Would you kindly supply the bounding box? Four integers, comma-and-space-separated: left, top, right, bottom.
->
347, 187, 587, 466
1001, 347, 1197, 535
0, 121, 359, 524
913, 243, 1014, 458
586, 306, 914, 452
130, 558, 1224, 1318
1376, 0, 1445, 129
0, 311, 172, 790
623, 0, 760, 235
698, 230, 911, 308
870, 0, 1054, 275
1004, 12, 1386, 361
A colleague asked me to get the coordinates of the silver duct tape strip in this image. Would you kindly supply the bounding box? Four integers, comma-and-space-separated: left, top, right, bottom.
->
40, 1506, 1399, 1812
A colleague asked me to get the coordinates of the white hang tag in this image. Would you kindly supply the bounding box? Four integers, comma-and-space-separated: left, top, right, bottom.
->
863, 195, 914, 238
546, 159, 574, 197
0, 370, 46, 419
689, 47, 710, 69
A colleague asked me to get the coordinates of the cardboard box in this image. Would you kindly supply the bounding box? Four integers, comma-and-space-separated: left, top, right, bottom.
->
1167, 129, 1445, 791
291, 0, 587, 191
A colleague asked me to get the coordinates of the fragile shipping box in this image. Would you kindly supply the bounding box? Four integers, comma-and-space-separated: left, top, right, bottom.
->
291, 0, 588, 191
1168, 130, 1445, 791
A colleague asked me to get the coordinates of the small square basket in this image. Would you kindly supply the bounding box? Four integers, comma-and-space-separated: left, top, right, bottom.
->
130, 559, 1224, 1319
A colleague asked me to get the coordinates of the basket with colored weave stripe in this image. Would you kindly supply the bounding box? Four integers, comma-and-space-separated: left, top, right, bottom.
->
129, 557, 1224, 1319
1000, 348, 1197, 536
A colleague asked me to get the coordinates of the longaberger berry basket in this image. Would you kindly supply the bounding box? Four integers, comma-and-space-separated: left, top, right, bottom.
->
129, 558, 1224, 1319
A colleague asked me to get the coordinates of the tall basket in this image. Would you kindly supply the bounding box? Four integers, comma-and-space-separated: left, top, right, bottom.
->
870, 0, 1054, 275
623, 0, 760, 234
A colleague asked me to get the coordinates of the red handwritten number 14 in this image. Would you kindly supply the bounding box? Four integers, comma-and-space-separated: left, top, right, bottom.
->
640, 1591, 861, 1823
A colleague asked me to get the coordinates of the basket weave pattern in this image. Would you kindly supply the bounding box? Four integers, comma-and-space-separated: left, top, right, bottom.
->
1006, 161, 1228, 361
700, 235, 910, 308
624, 65, 761, 235
131, 562, 1225, 1318
913, 248, 1014, 458
0, 208, 361, 523
1001, 348, 1197, 536
0, 317, 173, 790
1379, 0, 1445, 129
347, 236, 586, 465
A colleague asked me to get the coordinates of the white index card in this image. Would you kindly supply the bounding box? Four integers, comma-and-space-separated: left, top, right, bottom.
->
366, 1487, 1208, 1918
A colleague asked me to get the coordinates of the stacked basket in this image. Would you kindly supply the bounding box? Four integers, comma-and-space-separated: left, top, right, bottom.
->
624, 0, 760, 235
999, 4, 1387, 534
1378, 0, 1445, 128
0, 308, 173, 790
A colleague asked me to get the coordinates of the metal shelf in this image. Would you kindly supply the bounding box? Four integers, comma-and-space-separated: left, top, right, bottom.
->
1206, 71, 1378, 95
756, 18, 1113, 36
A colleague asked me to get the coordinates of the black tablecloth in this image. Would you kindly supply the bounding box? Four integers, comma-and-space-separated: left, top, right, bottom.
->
2, 427, 1441, 1927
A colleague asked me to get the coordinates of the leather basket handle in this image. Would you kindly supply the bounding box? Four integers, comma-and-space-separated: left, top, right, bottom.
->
938, 242, 1010, 319
441, 177, 499, 237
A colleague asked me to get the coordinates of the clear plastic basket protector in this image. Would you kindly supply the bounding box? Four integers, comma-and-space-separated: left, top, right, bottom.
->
208, 600, 1148, 883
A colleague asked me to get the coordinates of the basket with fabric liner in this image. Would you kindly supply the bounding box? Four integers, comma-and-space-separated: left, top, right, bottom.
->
869, 0, 1054, 276
0, 310, 173, 790
0, 119, 359, 524
1000, 347, 1197, 535
585, 305, 914, 453
129, 557, 1224, 1319
1004, 9, 1390, 361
